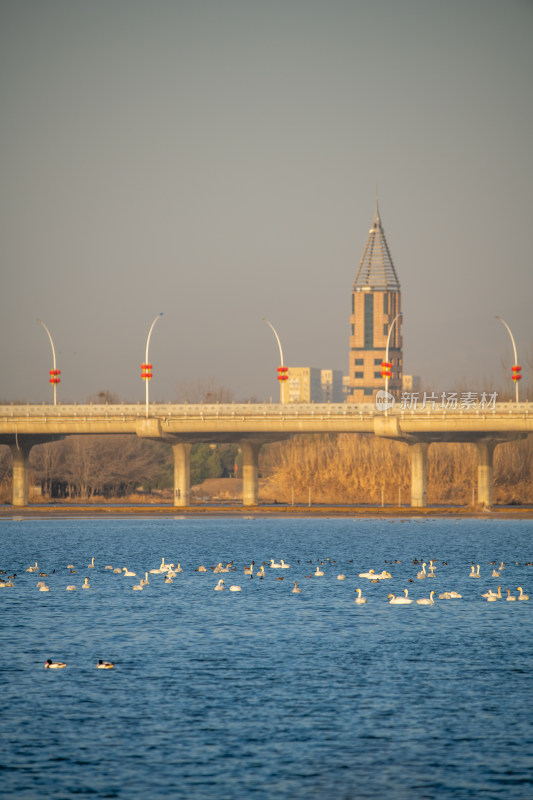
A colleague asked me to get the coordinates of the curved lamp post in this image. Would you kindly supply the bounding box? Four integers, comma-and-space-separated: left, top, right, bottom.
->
384, 312, 403, 396
143, 313, 163, 417
496, 316, 520, 402
36, 318, 60, 405
262, 318, 287, 403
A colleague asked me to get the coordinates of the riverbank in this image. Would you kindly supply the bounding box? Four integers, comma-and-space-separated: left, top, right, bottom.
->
2, 503, 533, 519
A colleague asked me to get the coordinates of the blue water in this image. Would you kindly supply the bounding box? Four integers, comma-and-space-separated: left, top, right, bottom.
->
1, 516, 532, 799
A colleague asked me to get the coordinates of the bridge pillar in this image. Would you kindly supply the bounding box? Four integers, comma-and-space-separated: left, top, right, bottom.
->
10, 442, 32, 507
172, 443, 191, 507
409, 441, 428, 507
476, 440, 496, 508
241, 441, 262, 506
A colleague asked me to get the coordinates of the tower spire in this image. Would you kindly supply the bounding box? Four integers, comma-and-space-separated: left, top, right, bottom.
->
353, 200, 400, 291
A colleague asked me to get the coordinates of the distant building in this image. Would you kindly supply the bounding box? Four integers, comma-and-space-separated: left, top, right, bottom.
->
285, 367, 322, 403
320, 369, 345, 403
281, 367, 345, 403
402, 374, 421, 393
348, 201, 403, 403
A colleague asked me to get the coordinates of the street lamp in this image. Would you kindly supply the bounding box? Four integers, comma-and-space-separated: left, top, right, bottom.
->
36, 318, 60, 405
262, 318, 288, 403
142, 313, 163, 417
496, 316, 521, 402
383, 312, 403, 396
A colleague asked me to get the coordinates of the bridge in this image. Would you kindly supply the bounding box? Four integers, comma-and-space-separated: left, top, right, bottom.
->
1, 402, 531, 508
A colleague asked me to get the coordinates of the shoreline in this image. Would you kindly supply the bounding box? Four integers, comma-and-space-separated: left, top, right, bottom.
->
2, 503, 533, 520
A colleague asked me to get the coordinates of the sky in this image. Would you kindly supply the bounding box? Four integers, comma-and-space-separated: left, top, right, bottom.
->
1, 0, 532, 404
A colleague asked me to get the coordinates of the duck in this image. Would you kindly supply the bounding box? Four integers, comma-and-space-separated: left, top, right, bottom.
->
314, 566, 324, 577
517, 587, 529, 601
229, 585, 242, 592
164, 575, 173, 583
469, 564, 481, 578
388, 592, 412, 605
88, 557, 95, 569
292, 581, 302, 594
44, 659, 66, 669
214, 579, 225, 591
416, 590, 436, 605
122, 567, 136, 577
505, 588, 517, 602
96, 660, 114, 669
417, 563, 427, 579
82, 577, 90, 589
355, 588, 367, 604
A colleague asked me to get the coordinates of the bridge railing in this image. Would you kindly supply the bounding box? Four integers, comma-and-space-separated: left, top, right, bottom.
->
0, 401, 530, 419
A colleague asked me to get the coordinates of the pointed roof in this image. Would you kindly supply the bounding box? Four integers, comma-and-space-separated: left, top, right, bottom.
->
353, 201, 400, 291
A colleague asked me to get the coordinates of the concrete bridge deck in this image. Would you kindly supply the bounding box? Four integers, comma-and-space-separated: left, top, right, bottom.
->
0, 402, 531, 508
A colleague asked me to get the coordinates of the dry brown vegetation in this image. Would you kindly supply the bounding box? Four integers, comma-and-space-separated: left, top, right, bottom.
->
260, 434, 533, 506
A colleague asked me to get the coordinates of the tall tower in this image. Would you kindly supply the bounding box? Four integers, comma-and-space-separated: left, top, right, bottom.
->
348, 201, 402, 403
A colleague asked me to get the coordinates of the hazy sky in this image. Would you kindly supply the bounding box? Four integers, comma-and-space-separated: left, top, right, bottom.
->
1, 0, 532, 403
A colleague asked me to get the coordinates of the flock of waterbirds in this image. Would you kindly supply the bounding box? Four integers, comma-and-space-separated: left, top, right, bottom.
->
2, 552, 530, 669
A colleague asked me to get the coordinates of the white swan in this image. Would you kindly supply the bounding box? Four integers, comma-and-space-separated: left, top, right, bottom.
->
355, 588, 367, 604
417, 563, 427, 579
214, 579, 225, 591
66, 585, 76, 591
506, 588, 516, 601
88, 557, 95, 569
337, 574, 346, 580
270, 559, 282, 569
314, 566, 324, 576
229, 585, 242, 592
388, 592, 412, 604
416, 590, 435, 605
39, 584, 50, 592
132, 582, 143, 590
82, 577, 90, 589
469, 564, 481, 578
26, 562, 39, 573
197, 566, 207, 572
279, 560, 290, 569
358, 569, 375, 579
122, 567, 136, 577
517, 587, 529, 600
292, 581, 302, 594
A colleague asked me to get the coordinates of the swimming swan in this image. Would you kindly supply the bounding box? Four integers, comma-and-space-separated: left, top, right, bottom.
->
388, 592, 412, 604
355, 588, 367, 604
314, 566, 324, 576
469, 564, 481, 578
122, 567, 136, 577
517, 587, 529, 600
214, 579, 225, 591
292, 581, 302, 593
358, 569, 375, 579
417, 563, 427, 579
229, 585, 242, 592
416, 590, 435, 605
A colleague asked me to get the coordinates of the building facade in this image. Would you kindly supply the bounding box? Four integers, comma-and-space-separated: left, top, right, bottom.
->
348, 202, 403, 403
